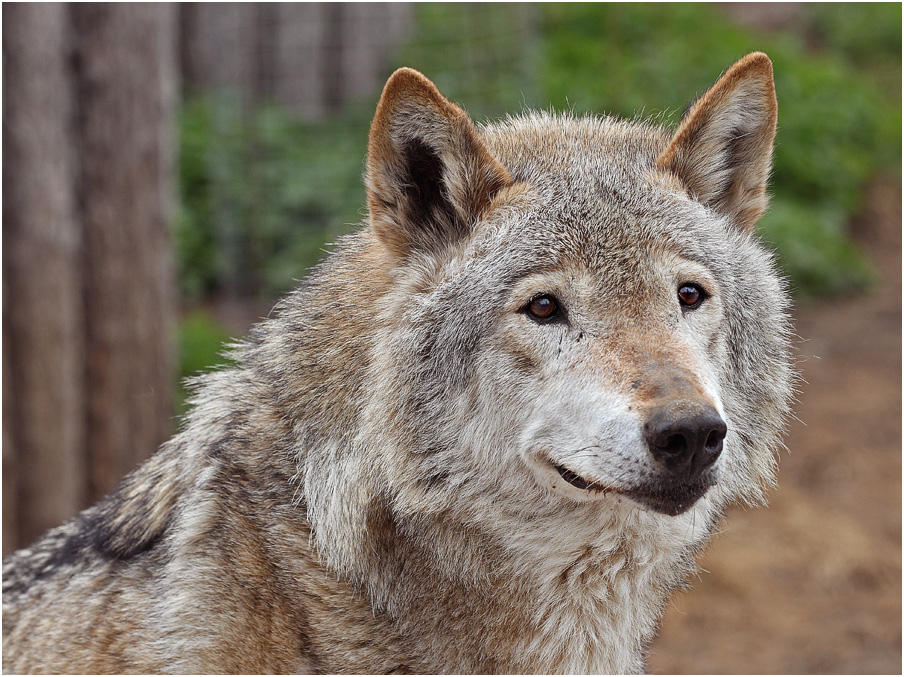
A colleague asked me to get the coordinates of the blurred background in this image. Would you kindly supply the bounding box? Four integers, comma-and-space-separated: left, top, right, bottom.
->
3, 3, 900, 672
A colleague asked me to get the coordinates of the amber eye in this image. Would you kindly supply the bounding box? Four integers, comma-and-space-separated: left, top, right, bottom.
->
678, 283, 705, 309
526, 294, 559, 322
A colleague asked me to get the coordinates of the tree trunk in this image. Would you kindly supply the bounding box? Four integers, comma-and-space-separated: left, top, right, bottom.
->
71, 4, 178, 503
2, 4, 178, 553
2, 3, 86, 550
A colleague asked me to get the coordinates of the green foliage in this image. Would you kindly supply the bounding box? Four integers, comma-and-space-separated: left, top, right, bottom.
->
807, 3, 902, 79
176, 95, 368, 302
174, 3, 901, 390
175, 309, 238, 416
759, 197, 875, 297
540, 3, 756, 119
178, 310, 236, 380
537, 2, 899, 295
392, 4, 541, 120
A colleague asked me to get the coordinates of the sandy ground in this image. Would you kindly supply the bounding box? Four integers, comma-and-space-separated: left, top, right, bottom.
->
647, 177, 902, 674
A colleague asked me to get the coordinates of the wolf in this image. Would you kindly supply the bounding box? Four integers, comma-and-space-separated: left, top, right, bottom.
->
3, 52, 793, 674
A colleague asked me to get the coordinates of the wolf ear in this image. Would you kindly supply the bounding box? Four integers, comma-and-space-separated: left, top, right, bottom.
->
657, 52, 778, 232
366, 68, 511, 259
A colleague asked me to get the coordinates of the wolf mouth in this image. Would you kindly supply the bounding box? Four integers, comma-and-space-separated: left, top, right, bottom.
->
621, 483, 713, 516
549, 460, 713, 515
553, 463, 606, 492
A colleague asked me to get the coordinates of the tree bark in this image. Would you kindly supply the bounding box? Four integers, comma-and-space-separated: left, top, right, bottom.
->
2, 5, 178, 553
71, 4, 178, 503
2, 3, 86, 551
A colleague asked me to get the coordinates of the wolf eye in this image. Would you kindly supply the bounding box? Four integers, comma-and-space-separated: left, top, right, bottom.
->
678, 283, 706, 310
525, 294, 560, 322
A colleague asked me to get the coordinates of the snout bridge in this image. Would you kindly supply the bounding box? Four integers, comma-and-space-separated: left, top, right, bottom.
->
634, 361, 726, 483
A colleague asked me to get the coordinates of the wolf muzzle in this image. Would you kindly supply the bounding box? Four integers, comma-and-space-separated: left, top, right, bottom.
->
632, 399, 727, 516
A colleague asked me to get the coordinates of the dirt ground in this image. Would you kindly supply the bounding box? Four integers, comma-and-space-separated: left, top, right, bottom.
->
647, 177, 902, 674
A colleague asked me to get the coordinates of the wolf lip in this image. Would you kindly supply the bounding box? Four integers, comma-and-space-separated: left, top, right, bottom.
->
623, 477, 715, 516
553, 463, 605, 492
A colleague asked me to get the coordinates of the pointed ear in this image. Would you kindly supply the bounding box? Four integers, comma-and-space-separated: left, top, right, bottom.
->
366, 68, 511, 259
657, 52, 778, 232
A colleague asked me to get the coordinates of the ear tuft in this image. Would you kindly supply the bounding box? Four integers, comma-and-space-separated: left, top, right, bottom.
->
657, 52, 778, 232
366, 68, 511, 260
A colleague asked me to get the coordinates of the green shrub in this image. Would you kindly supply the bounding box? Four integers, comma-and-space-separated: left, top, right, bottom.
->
538, 3, 899, 297
176, 96, 368, 302
175, 309, 238, 416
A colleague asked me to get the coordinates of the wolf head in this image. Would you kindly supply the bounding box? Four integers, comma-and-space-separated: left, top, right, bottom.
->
292, 54, 793, 595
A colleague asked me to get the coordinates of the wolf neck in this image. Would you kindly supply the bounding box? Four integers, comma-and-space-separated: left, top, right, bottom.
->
344, 493, 698, 674
298, 441, 701, 670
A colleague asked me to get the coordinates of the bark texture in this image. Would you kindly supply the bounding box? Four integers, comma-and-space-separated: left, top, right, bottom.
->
2, 4, 177, 551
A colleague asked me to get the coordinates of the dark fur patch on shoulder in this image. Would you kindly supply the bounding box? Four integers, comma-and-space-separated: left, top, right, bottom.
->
2, 525, 94, 596
48, 492, 171, 569
2, 493, 171, 598
85, 496, 171, 561
37, 460, 179, 577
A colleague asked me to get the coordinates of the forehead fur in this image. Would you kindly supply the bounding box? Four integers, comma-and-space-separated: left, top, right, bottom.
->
480, 112, 674, 190
469, 112, 728, 278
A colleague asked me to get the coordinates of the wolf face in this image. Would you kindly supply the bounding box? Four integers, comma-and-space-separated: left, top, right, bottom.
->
357, 55, 790, 552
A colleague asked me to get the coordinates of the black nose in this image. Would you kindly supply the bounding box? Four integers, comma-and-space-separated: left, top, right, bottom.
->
643, 404, 726, 480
